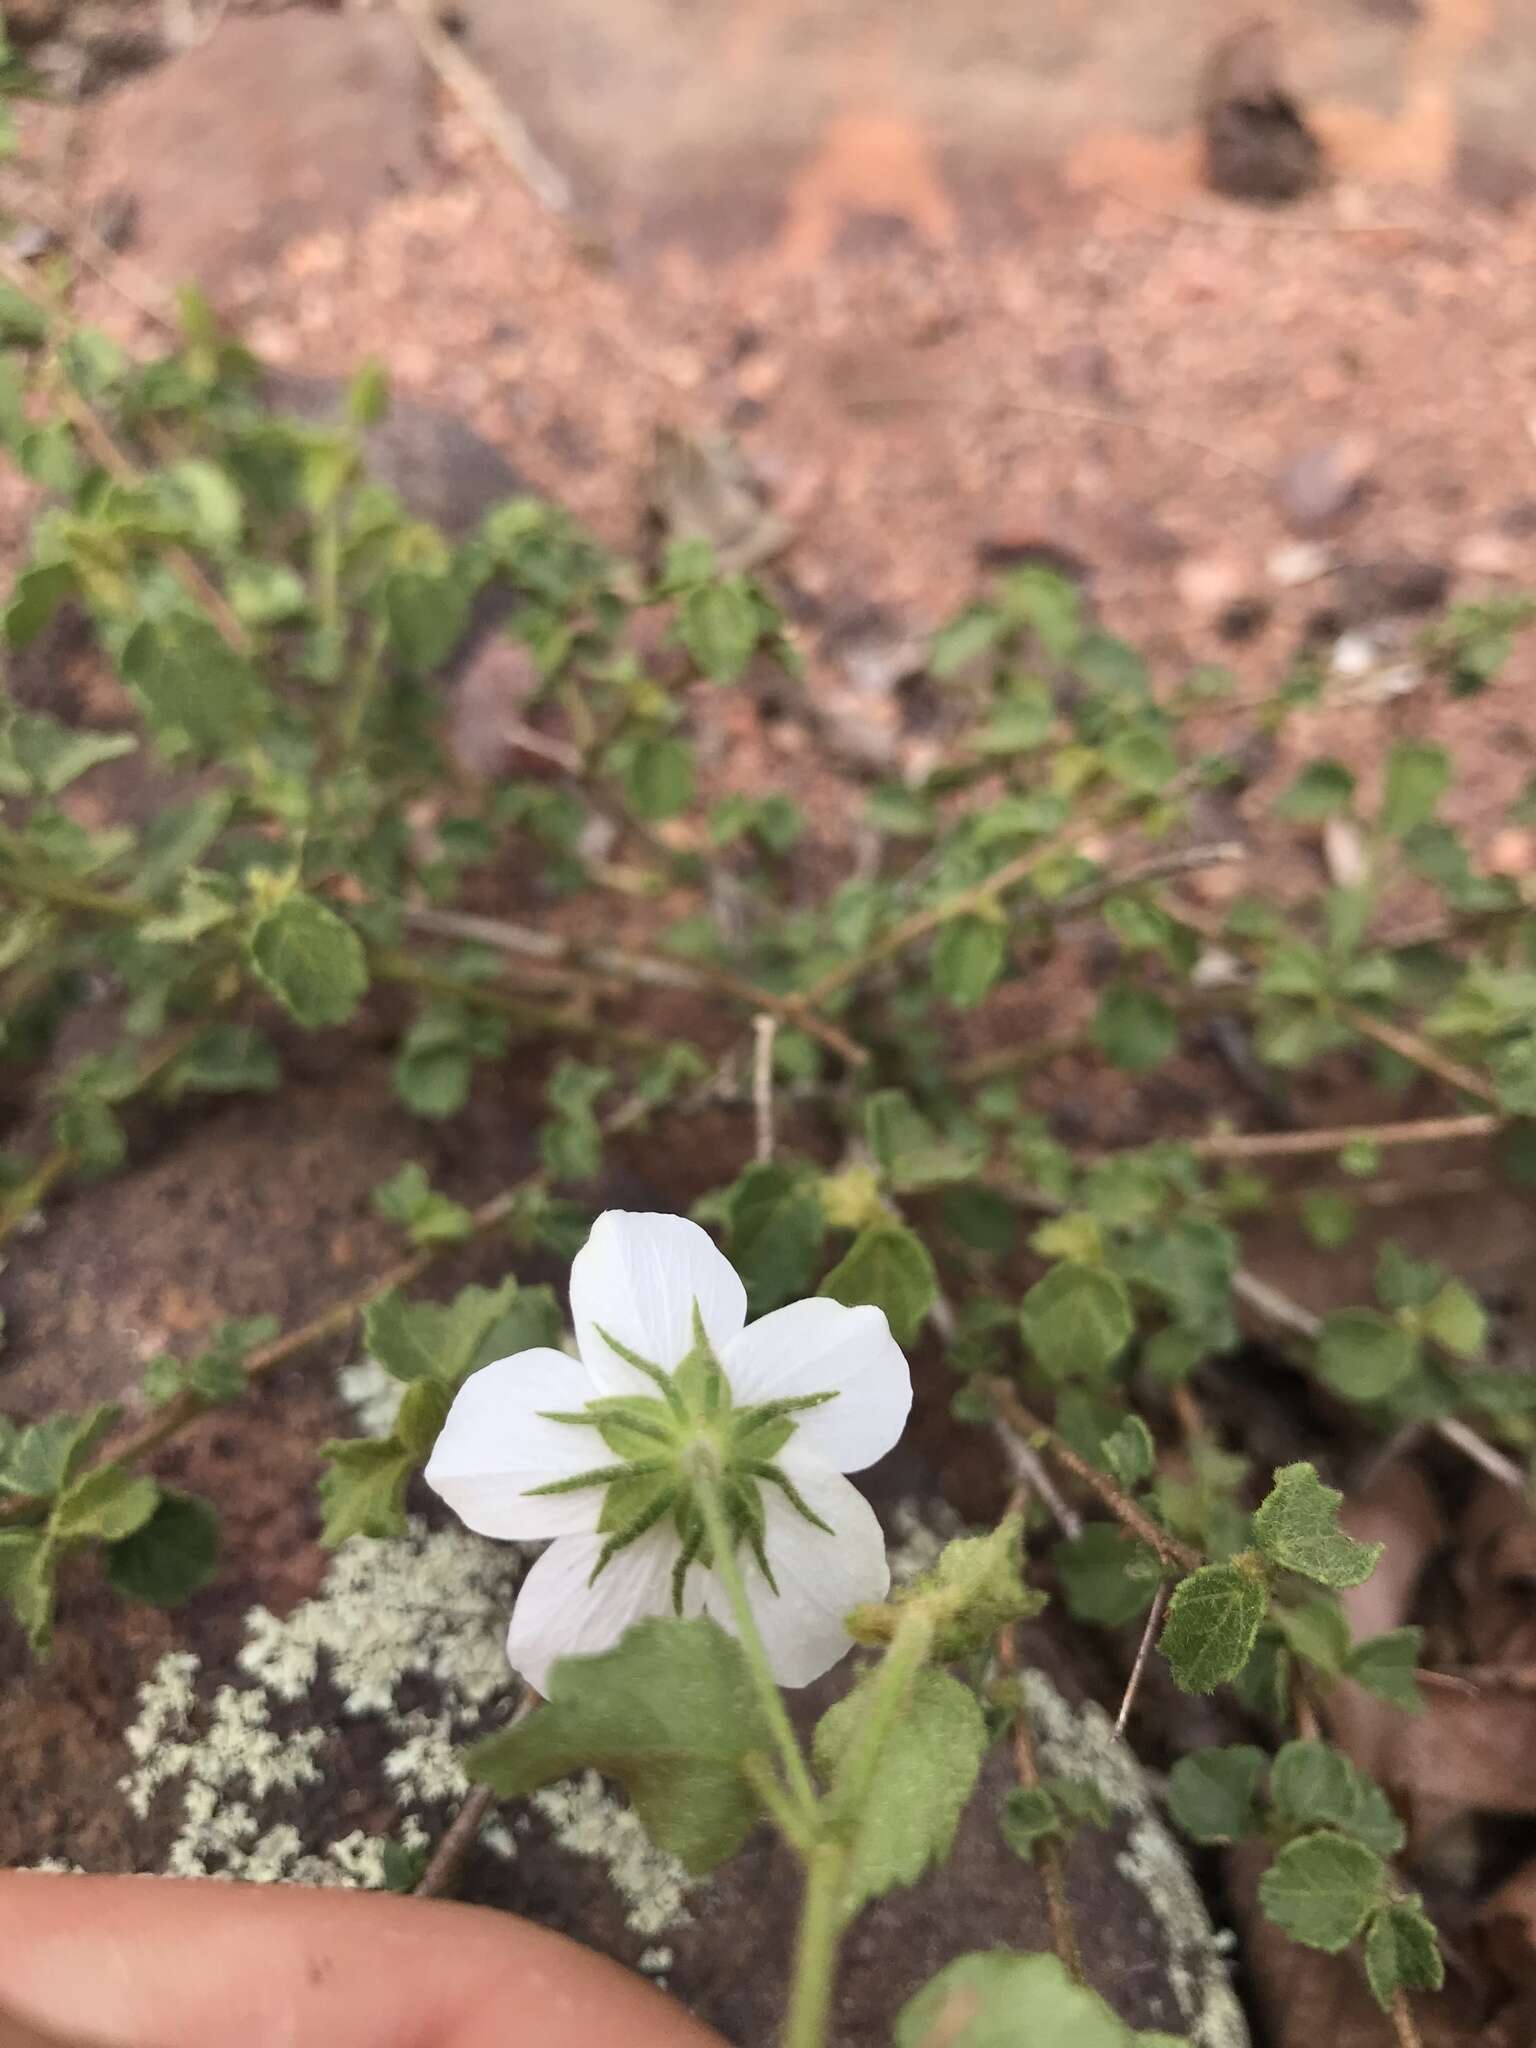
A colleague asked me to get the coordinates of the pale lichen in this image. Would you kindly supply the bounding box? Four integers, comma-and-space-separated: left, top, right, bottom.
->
533, 1771, 694, 1939
1023, 1671, 1249, 2048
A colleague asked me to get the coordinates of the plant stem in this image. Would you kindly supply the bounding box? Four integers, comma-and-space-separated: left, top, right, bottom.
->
414, 1782, 496, 1900
1389, 1990, 1424, 2048
1114, 1581, 1169, 1739
691, 1467, 820, 1826
369, 946, 671, 1056
783, 1841, 845, 2048
990, 1380, 1203, 1572
995, 1623, 1083, 1983
828, 1613, 933, 1866
1176, 1109, 1500, 1162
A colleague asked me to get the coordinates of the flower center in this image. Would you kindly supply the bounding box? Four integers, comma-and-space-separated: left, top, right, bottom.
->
528, 1305, 836, 1608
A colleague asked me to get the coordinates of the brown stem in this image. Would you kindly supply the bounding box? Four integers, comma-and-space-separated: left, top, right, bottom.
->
991, 1381, 1203, 1573
1338, 1004, 1497, 1111
1113, 1582, 1170, 1740
1178, 1110, 1500, 1162
1390, 1990, 1424, 2048
996, 1622, 1084, 1984
413, 1782, 497, 1900
369, 947, 670, 1056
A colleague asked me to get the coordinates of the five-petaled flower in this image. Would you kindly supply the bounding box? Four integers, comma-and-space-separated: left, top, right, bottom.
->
426, 1210, 912, 1692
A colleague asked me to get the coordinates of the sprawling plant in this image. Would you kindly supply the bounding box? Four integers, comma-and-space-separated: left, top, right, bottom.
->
3, 173, 1533, 2044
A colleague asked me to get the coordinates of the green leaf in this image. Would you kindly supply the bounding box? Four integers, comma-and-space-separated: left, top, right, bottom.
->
1159, 1561, 1268, 1693
371, 1162, 474, 1246
865, 1091, 985, 1191
1020, 1262, 1134, 1383
721, 1161, 825, 1315
5, 560, 78, 650
821, 1222, 938, 1346
1258, 1830, 1388, 1953
931, 915, 1007, 1008
0, 280, 47, 345
1104, 726, 1178, 793
1168, 1745, 1268, 1845
894, 1951, 1147, 2048
52, 1464, 159, 1543
164, 1024, 280, 1099
678, 577, 761, 683
106, 1492, 220, 1607
1301, 1190, 1357, 1250
540, 1058, 612, 1181
1316, 1309, 1417, 1402
851, 1519, 1040, 1660
363, 1278, 521, 1387
0, 1529, 56, 1652
1253, 1463, 1383, 1590
1053, 1525, 1159, 1627
1274, 1594, 1352, 1679
1381, 743, 1450, 836
814, 1667, 986, 1912
317, 1433, 418, 1545
1093, 984, 1178, 1073
249, 894, 368, 1029
468, 1615, 769, 1872
1278, 759, 1356, 822
1269, 1741, 1405, 1857
1364, 1900, 1444, 2012
1346, 1628, 1424, 1714
999, 1784, 1061, 1859
3, 710, 135, 795
0, 1406, 119, 1500
121, 612, 274, 759
1421, 1279, 1486, 1360
624, 734, 695, 821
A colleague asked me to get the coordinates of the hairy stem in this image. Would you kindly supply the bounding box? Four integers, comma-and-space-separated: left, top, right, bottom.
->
691, 1465, 820, 1826
783, 1841, 845, 2048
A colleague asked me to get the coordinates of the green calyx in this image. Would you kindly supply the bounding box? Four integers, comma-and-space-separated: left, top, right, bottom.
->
529, 1306, 836, 1608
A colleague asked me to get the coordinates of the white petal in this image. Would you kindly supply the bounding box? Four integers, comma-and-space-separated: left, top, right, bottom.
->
424, 1348, 609, 1540
507, 1523, 681, 1693
571, 1209, 746, 1396
722, 1298, 912, 1473
694, 1453, 889, 1688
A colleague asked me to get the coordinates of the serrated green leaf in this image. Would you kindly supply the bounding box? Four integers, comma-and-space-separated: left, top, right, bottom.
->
1316, 1309, 1417, 1403
1380, 743, 1450, 837
1258, 1830, 1387, 1953
468, 1615, 768, 1872
678, 577, 760, 683
0, 1406, 119, 1500
1020, 1262, 1134, 1383
1053, 1524, 1160, 1627
1253, 1463, 1383, 1590
52, 1464, 159, 1543
1346, 1627, 1424, 1714
931, 915, 1007, 1008
821, 1222, 938, 1346
0, 1528, 56, 1652
363, 1278, 521, 1388
815, 1667, 986, 1911
1273, 1593, 1352, 1679
865, 1091, 985, 1192
624, 734, 695, 821
106, 1492, 220, 1607
1168, 1745, 1268, 1845
1159, 1561, 1268, 1693
1421, 1279, 1486, 1361
121, 612, 274, 758
999, 1785, 1061, 1859
163, 1023, 280, 1099
318, 1430, 418, 1544
721, 1161, 825, 1315
5, 560, 77, 651
1270, 1740, 1405, 1858
1363, 1900, 1444, 2012
894, 1951, 1147, 2048
371, 1162, 473, 1246
1093, 984, 1178, 1073
3, 710, 135, 795
249, 894, 368, 1029
1278, 760, 1356, 822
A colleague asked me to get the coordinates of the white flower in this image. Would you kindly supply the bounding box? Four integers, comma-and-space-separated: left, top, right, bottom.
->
425, 1209, 912, 1692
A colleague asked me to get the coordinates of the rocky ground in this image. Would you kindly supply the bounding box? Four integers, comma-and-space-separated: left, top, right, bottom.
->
2, 3, 1536, 2044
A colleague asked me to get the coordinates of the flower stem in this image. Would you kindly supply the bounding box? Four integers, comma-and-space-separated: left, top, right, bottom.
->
826, 1611, 932, 1871
691, 1467, 820, 1827
784, 1841, 845, 2048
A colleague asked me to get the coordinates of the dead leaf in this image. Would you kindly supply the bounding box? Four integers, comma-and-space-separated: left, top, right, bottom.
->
646, 425, 788, 574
